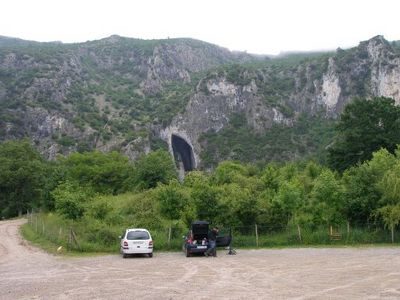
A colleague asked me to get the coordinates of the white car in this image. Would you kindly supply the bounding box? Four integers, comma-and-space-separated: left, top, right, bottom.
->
120, 228, 153, 258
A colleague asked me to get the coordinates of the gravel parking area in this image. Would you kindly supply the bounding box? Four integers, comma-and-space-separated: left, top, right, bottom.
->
1, 218, 400, 299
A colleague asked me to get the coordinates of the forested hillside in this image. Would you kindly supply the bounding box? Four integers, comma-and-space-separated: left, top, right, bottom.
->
1, 35, 400, 169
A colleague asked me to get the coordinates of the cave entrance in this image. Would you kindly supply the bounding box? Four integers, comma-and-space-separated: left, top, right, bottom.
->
171, 134, 195, 173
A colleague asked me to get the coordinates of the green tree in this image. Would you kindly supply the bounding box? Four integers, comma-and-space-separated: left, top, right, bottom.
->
183, 171, 209, 188
213, 161, 249, 185
0, 140, 47, 218
328, 97, 400, 172
274, 178, 305, 225
191, 182, 220, 223
378, 162, 400, 206
155, 180, 188, 221
51, 181, 94, 220
375, 156, 400, 242
341, 148, 395, 225
59, 151, 133, 194
376, 205, 400, 243
217, 183, 258, 228
134, 150, 177, 190
310, 169, 344, 225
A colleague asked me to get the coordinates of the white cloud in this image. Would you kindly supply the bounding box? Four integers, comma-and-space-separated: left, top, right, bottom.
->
1, 0, 399, 54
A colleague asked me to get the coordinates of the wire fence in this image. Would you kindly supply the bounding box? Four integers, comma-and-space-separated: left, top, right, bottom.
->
26, 212, 400, 253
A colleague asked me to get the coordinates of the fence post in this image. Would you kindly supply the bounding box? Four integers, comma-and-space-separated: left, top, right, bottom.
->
71, 229, 81, 250
297, 224, 302, 243
347, 221, 350, 238
168, 226, 172, 248
391, 225, 394, 243
67, 228, 71, 250
255, 224, 259, 247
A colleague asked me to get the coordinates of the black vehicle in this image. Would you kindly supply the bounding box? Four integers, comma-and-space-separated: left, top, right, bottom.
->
183, 221, 231, 257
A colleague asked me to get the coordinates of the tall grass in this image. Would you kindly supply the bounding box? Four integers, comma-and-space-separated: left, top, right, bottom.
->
23, 213, 399, 254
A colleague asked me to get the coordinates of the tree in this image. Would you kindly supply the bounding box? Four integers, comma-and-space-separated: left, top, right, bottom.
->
213, 161, 249, 185
376, 205, 400, 243
217, 183, 258, 228
52, 181, 94, 220
59, 151, 134, 194
328, 97, 400, 172
310, 169, 344, 225
155, 180, 188, 221
375, 157, 400, 242
274, 178, 305, 224
191, 182, 220, 223
0, 140, 47, 218
133, 150, 177, 190
341, 148, 396, 225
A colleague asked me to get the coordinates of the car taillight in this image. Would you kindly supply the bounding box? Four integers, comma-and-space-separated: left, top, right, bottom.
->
123, 241, 128, 247
149, 240, 153, 246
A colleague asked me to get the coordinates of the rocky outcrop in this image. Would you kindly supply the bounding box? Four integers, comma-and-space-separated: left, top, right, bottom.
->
366, 36, 400, 104
319, 58, 341, 112
1, 35, 400, 166
0, 36, 257, 158
161, 36, 400, 167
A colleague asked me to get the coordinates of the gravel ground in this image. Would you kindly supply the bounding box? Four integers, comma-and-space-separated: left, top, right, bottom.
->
1, 218, 400, 299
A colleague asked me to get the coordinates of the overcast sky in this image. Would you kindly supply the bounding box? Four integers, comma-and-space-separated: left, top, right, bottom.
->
1, 0, 399, 55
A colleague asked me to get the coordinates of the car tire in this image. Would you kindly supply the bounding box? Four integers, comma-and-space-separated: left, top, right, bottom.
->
149, 253, 153, 258
185, 248, 191, 257
122, 253, 128, 259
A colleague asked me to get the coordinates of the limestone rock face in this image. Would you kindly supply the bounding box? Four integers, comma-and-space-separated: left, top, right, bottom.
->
160, 36, 400, 166
1, 35, 400, 165
367, 36, 400, 104
320, 58, 341, 112
0, 36, 255, 158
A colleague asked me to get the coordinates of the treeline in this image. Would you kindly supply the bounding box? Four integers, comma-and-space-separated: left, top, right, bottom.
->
1, 97, 400, 248
2, 140, 400, 232
0, 144, 176, 219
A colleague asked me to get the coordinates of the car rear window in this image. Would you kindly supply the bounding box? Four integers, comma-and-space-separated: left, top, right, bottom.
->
126, 231, 150, 240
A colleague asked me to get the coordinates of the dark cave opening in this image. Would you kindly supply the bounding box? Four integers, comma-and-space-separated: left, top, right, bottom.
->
171, 134, 195, 172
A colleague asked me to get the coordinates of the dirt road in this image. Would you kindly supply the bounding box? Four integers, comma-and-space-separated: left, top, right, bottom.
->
1, 219, 400, 299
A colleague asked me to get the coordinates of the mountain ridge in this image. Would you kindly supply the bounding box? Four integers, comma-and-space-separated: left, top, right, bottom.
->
1, 35, 399, 169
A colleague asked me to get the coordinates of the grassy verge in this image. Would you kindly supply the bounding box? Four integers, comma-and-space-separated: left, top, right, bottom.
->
21, 223, 63, 255
22, 213, 400, 256
20, 223, 114, 257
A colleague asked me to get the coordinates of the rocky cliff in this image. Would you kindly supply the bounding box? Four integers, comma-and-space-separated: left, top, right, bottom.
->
162, 36, 400, 168
1, 35, 399, 168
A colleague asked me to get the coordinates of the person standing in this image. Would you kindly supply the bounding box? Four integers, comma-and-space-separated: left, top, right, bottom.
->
205, 226, 219, 257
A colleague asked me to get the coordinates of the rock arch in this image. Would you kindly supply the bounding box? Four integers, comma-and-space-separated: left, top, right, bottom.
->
171, 134, 195, 172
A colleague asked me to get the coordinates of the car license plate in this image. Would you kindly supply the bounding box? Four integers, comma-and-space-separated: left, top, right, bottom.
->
197, 246, 207, 249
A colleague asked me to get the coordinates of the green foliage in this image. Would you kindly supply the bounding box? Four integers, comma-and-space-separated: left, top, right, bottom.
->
225, 64, 252, 86
328, 97, 400, 172
155, 180, 189, 221
133, 150, 177, 190
213, 161, 250, 185
190, 180, 219, 223
310, 169, 344, 225
59, 151, 134, 194
0, 140, 47, 218
20, 145, 400, 252
378, 162, 400, 205
376, 205, 400, 232
200, 114, 336, 168
121, 192, 162, 229
52, 181, 94, 220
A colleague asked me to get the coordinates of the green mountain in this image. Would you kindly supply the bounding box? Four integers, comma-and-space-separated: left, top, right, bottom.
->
1, 35, 399, 170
